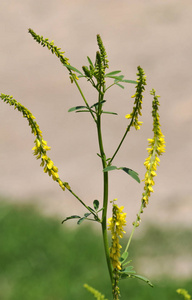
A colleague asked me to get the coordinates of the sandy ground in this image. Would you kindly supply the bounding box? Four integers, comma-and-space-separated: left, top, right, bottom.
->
0, 0, 192, 231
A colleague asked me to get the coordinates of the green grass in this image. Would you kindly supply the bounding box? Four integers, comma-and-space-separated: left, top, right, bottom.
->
0, 199, 191, 300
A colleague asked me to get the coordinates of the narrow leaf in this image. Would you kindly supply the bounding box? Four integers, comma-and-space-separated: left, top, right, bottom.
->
64, 64, 83, 75
87, 56, 94, 68
119, 251, 128, 263
115, 83, 125, 89
102, 111, 118, 115
121, 266, 135, 274
121, 79, 137, 84
75, 110, 90, 113
91, 100, 106, 108
133, 275, 153, 287
84, 212, 91, 218
62, 215, 80, 223
103, 166, 118, 172
119, 167, 140, 183
93, 200, 99, 211
68, 105, 87, 112
105, 70, 121, 76
77, 217, 86, 225
107, 75, 124, 81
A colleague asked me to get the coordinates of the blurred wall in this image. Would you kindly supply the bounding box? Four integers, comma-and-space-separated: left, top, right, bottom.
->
0, 0, 192, 227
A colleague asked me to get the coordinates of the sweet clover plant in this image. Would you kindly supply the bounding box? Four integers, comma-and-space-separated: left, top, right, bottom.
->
0, 29, 166, 299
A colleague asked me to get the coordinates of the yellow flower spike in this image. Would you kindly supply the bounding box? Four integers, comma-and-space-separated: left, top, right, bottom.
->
142, 89, 165, 207
108, 199, 127, 273
125, 67, 146, 131
1, 93, 70, 193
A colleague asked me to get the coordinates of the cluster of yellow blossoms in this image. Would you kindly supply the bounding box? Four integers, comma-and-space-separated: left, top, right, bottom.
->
125, 66, 146, 130
142, 89, 165, 206
108, 199, 127, 270
32, 138, 69, 191
0, 94, 70, 192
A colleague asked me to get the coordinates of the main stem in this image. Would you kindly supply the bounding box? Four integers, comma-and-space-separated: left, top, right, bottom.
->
97, 113, 113, 284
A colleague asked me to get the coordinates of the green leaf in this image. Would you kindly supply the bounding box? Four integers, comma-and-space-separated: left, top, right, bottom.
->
105, 70, 121, 76
119, 167, 140, 183
121, 79, 137, 84
103, 166, 118, 172
115, 83, 125, 89
108, 75, 124, 81
93, 200, 99, 211
91, 100, 106, 108
63, 64, 83, 75
77, 217, 86, 225
87, 56, 94, 68
132, 275, 153, 287
84, 213, 91, 218
77, 74, 86, 78
75, 110, 90, 113
121, 266, 136, 274
61, 215, 80, 223
102, 111, 118, 115
68, 105, 87, 112
119, 251, 128, 263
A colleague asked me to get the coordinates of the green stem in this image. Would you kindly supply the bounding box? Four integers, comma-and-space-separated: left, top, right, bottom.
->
68, 188, 100, 221
109, 124, 131, 165
96, 103, 113, 283
124, 202, 144, 253
71, 74, 96, 122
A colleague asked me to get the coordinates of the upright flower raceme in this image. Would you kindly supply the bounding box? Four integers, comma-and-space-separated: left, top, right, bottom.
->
125, 66, 146, 130
108, 199, 127, 270
142, 89, 165, 206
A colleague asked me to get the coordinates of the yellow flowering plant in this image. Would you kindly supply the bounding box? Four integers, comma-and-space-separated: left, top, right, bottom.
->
0, 29, 165, 300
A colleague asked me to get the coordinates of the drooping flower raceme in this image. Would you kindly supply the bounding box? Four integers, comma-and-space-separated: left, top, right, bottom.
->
0, 94, 70, 192
108, 199, 127, 270
142, 89, 165, 206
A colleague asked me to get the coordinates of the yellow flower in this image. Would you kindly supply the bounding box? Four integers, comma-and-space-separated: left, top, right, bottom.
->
108, 200, 127, 270
142, 89, 165, 206
1, 93, 69, 193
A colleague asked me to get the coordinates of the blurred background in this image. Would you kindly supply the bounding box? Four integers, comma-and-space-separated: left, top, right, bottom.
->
0, 0, 192, 299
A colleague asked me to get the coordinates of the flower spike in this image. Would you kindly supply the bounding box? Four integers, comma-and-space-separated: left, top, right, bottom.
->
142, 89, 165, 206
0, 93, 70, 192
125, 66, 146, 130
